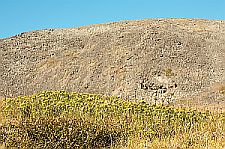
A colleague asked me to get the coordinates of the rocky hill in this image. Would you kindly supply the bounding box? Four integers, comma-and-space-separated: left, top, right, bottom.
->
1, 18, 225, 107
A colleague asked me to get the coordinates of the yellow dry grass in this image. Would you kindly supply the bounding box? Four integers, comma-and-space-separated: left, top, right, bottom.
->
1, 91, 225, 148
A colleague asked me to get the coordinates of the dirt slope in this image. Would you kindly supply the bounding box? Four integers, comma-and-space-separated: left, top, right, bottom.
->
1, 18, 225, 107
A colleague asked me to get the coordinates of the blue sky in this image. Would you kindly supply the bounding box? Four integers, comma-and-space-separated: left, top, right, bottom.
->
1, 0, 225, 38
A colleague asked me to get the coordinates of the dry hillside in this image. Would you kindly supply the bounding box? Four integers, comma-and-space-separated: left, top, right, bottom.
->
1, 18, 225, 108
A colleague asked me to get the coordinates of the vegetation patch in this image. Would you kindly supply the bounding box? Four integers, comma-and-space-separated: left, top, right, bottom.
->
0, 91, 225, 148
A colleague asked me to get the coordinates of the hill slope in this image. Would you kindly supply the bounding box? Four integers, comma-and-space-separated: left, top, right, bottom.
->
1, 18, 225, 107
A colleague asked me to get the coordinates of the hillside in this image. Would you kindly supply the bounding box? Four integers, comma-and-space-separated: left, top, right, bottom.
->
1, 18, 225, 107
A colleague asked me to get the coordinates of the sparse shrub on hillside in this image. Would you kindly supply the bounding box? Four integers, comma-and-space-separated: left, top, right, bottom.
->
0, 91, 225, 148
164, 68, 174, 77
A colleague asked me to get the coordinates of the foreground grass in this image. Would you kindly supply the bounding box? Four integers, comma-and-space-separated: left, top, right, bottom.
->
0, 91, 225, 148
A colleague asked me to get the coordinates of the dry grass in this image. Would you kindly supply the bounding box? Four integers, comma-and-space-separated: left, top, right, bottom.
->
1, 91, 225, 148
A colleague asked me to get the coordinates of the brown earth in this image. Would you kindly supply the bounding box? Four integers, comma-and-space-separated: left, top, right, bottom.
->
0, 18, 225, 108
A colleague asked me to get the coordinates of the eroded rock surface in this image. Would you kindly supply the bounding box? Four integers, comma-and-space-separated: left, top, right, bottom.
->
1, 18, 225, 105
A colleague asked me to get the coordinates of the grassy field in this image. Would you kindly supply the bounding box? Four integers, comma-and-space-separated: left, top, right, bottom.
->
0, 91, 225, 148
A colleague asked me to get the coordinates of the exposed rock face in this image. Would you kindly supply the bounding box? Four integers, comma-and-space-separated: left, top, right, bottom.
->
1, 18, 225, 105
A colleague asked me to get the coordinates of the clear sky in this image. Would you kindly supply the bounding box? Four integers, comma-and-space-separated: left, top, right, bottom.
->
1, 0, 225, 38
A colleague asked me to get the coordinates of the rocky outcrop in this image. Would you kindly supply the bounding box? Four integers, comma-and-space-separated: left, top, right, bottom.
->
1, 18, 225, 105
